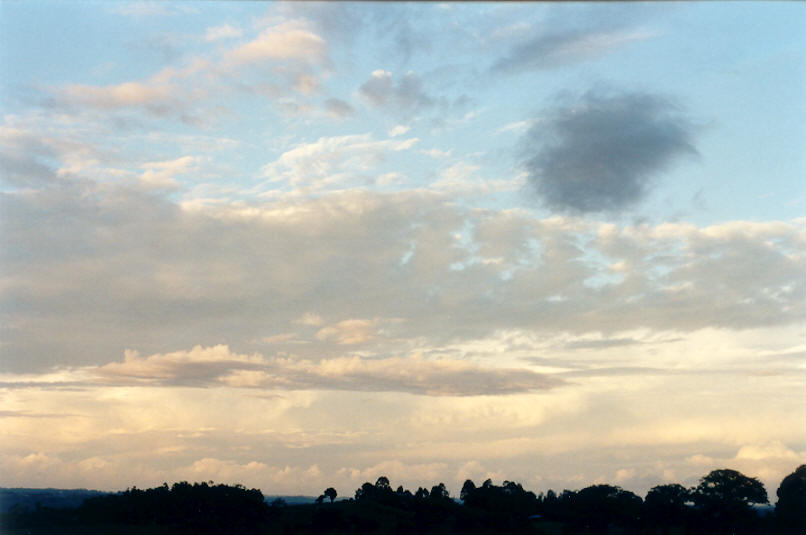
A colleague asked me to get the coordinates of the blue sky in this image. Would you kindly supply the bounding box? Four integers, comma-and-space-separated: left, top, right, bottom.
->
1, 2, 804, 498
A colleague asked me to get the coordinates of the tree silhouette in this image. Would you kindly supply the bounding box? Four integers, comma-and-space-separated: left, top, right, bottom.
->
691, 469, 767, 535
776, 464, 806, 534
460, 479, 476, 502
429, 482, 450, 501
354, 482, 375, 501
644, 483, 691, 531
3, 472, 794, 535
569, 484, 642, 532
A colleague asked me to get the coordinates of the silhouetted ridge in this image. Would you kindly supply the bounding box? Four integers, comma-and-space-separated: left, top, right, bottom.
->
77, 481, 267, 532
3, 466, 804, 534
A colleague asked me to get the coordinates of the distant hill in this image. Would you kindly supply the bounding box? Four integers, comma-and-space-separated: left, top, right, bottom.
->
264, 495, 318, 505
0, 488, 111, 512
0, 488, 320, 512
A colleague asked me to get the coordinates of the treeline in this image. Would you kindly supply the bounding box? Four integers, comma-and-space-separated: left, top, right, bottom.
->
2, 465, 804, 534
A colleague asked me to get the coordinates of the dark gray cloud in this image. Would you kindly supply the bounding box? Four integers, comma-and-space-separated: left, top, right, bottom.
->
359, 70, 434, 113
357, 70, 470, 124
523, 91, 697, 213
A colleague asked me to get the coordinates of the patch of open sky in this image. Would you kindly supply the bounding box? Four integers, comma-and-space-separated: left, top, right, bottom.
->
447, 219, 479, 272
645, 263, 674, 285
612, 3, 805, 226
578, 235, 626, 290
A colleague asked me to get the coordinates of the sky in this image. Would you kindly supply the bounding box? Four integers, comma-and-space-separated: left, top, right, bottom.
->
1, 1, 805, 500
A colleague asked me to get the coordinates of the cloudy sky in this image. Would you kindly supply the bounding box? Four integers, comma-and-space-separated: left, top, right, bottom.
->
1, 2, 805, 499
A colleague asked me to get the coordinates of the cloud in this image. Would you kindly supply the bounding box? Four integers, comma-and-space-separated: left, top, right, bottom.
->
58, 61, 211, 120
205, 24, 243, 42
261, 133, 419, 189
140, 155, 195, 189
735, 442, 801, 462
3, 175, 805, 375
95, 345, 265, 387
523, 90, 697, 213
296, 313, 325, 327
348, 460, 448, 485
15, 344, 563, 396
63, 81, 178, 111
685, 442, 806, 492
0, 125, 62, 187
388, 125, 411, 137
421, 148, 451, 159
563, 338, 643, 350
315, 319, 390, 345
492, 28, 651, 73
55, 19, 325, 123
324, 98, 354, 118
497, 119, 535, 134
227, 20, 326, 65
359, 70, 434, 113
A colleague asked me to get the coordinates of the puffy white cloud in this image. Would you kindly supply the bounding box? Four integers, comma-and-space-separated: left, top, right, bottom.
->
140, 155, 196, 189
227, 20, 326, 65
684, 442, 806, 494
261, 134, 419, 189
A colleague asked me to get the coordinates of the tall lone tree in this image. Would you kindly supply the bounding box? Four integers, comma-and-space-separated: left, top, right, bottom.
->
323, 487, 337, 503
691, 469, 767, 535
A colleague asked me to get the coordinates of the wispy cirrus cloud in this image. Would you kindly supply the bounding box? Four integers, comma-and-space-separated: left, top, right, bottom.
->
492, 28, 652, 73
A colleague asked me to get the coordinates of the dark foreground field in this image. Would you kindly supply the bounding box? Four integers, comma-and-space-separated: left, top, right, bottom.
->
2, 465, 804, 535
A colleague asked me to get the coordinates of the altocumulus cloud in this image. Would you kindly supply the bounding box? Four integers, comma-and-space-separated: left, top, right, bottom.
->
523, 90, 697, 213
